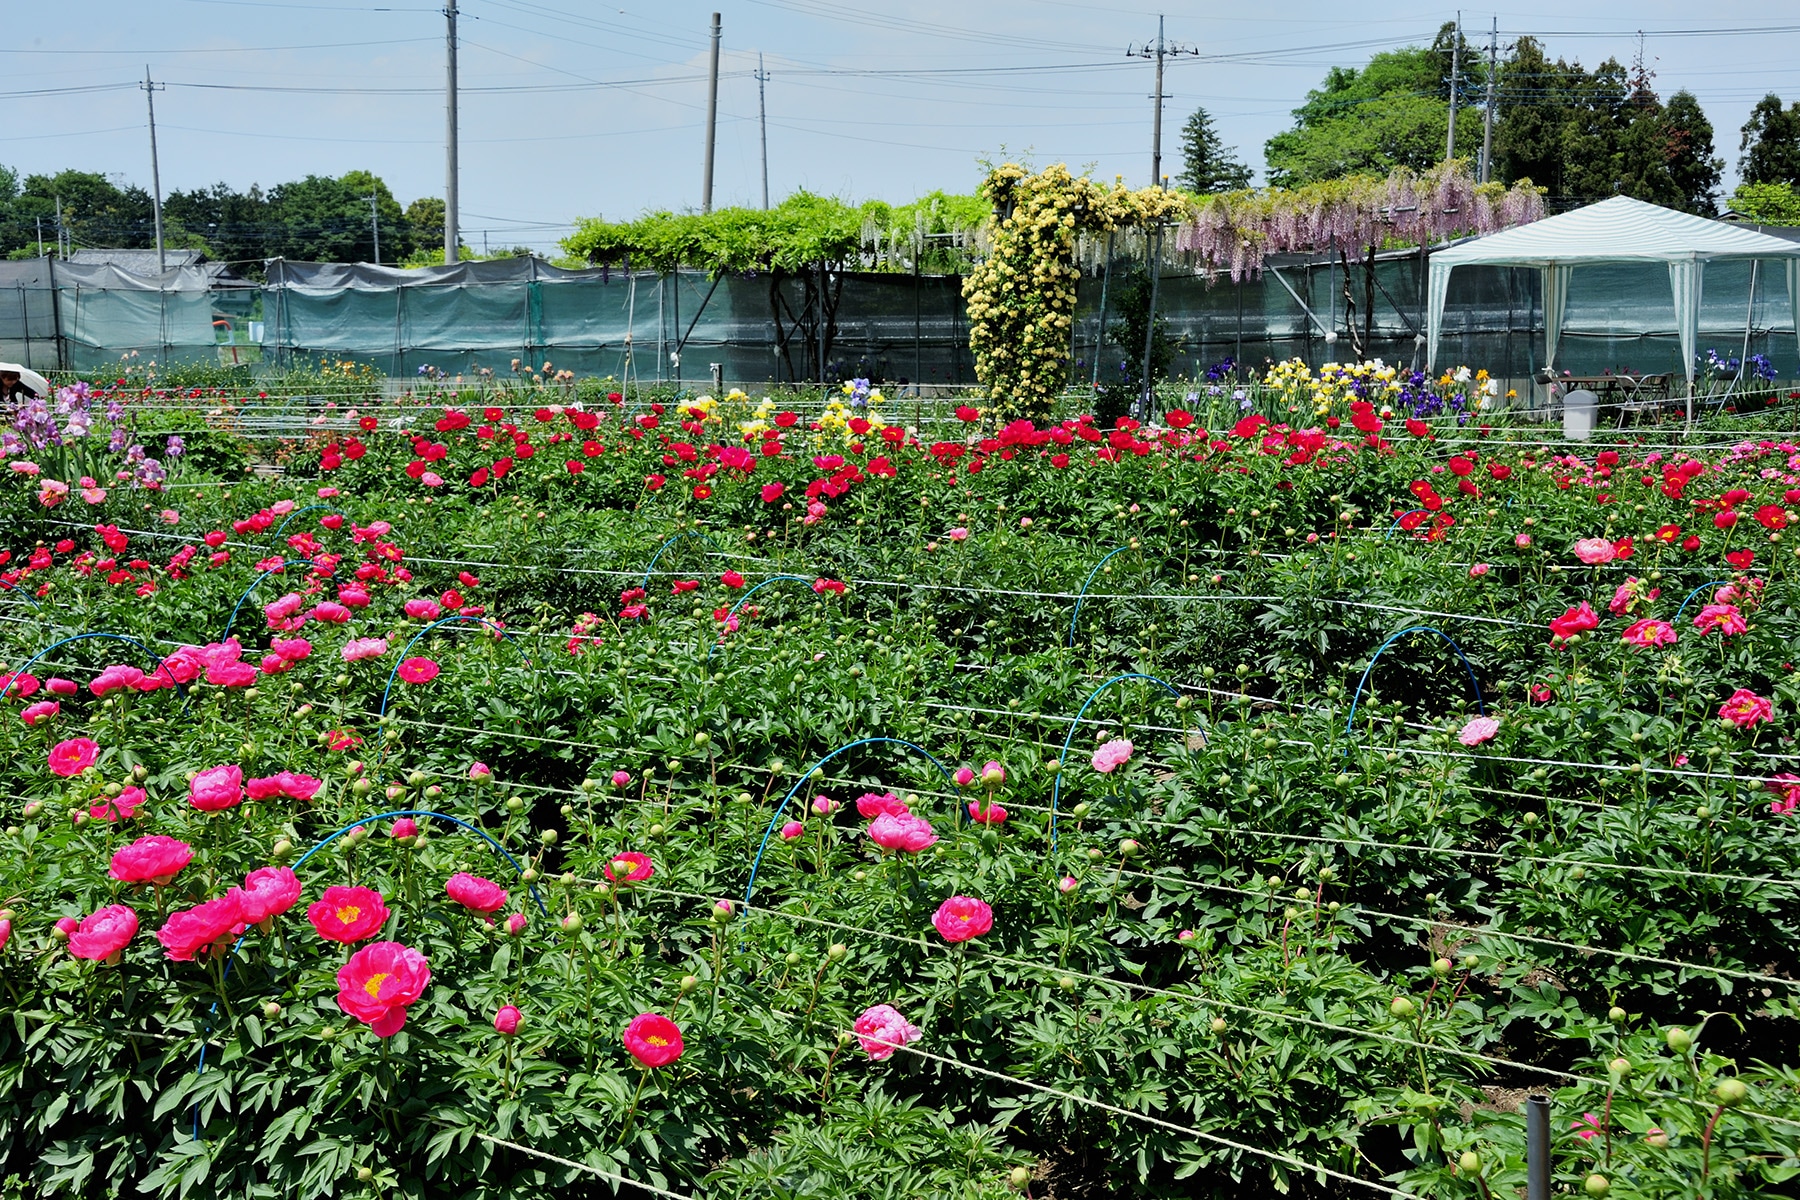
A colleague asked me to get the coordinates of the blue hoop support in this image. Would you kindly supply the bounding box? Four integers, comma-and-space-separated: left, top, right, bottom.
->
742, 737, 957, 907
0, 577, 46, 612
1066, 546, 1130, 647
219, 558, 320, 643
192, 808, 547, 1138
707, 574, 816, 660
1048, 673, 1195, 855
1384, 509, 1430, 539
1341, 626, 1484, 752
374, 615, 526, 764
639, 530, 720, 591
8, 631, 187, 699
1671, 580, 1735, 625
268, 503, 345, 543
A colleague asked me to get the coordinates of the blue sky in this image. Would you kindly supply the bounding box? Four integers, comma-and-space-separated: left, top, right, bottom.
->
5, 1, 1799, 253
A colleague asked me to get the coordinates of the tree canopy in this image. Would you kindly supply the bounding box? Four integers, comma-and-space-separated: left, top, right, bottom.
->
1177, 108, 1252, 193
1739, 94, 1800, 187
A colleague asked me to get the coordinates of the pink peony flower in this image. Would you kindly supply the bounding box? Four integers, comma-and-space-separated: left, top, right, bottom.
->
445, 872, 509, 914
953, 766, 975, 787
390, 817, 419, 839
611, 770, 631, 788
90, 785, 145, 822
1693, 603, 1748, 637
404, 598, 444, 621
397, 656, 440, 684
968, 800, 1009, 824
469, 761, 492, 780
189, 764, 245, 812
494, 1005, 522, 1036
1621, 618, 1677, 648
1514, 533, 1532, 548
811, 796, 839, 816
336, 941, 431, 1037
110, 834, 193, 884
341, 637, 388, 662
245, 771, 322, 802
780, 820, 805, 840
868, 811, 938, 853
68, 904, 139, 962
1719, 689, 1773, 729
237, 867, 302, 924
1573, 538, 1616, 565
1468, 562, 1491, 577
623, 1012, 684, 1067
1092, 738, 1134, 773
271, 637, 312, 662
932, 895, 994, 943
856, 791, 909, 819
48, 736, 100, 777
309, 601, 352, 623
853, 1003, 923, 1061
21, 700, 59, 726
1457, 716, 1499, 746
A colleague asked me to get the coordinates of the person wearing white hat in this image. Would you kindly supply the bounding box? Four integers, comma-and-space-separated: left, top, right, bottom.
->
0, 363, 50, 404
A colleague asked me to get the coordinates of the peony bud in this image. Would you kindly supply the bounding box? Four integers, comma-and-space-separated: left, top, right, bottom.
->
494, 1004, 522, 1036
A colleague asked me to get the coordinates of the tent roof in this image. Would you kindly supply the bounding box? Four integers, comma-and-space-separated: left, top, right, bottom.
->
1430, 195, 1800, 268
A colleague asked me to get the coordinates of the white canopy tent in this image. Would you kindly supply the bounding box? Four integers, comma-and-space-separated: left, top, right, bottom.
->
1426, 196, 1800, 420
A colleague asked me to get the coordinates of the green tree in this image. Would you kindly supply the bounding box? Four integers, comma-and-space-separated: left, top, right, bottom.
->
1176, 108, 1251, 193
405, 197, 446, 256
1739, 94, 1800, 186
1729, 181, 1800, 224
1662, 91, 1723, 215
1263, 34, 1487, 187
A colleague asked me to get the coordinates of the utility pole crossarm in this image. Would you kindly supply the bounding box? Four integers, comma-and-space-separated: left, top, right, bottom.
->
1128, 15, 1201, 189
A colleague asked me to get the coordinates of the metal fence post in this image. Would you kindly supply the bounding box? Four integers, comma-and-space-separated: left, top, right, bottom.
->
1526, 1094, 1551, 1200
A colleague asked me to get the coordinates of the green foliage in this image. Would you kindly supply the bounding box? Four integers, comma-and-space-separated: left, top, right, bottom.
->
562, 190, 987, 277
1729, 181, 1800, 224
1176, 109, 1252, 194
1265, 91, 1452, 189
1738, 94, 1800, 187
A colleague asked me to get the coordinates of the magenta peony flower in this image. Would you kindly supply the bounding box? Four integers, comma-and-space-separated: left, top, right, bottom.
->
494, 1005, 522, 1036
189, 764, 245, 812
1693, 603, 1748, 637
780, 820, 805, 840
110, 834, 193, 884
336, 941, 431, 1037
156, 894, 246, 961
68, 904, 139, 962
855, 791, 909, 819
445, 872, 509, 914
603, 851, 655, 884
932, 895, 994, 943
48, 737, 100, 778
623, 1012, 684, 1067
868, 811, 938, 852
307, 885, 390, 943
397, 657, 440, 684
21, 700, 59, 726
238, 867, 302, 924
1720, 689, 1773, 729
968, 800, 1009, 824
853, 1003, 923, 1061
1621, 618, 1677, 649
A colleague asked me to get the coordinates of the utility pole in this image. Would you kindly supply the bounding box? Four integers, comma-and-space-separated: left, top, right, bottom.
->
444, 1, 460, 263
368, 194, 381, 265
702, 12, 721, 213
55, 196, 65, 259
1479, 16, 1497, 182
142, 66, 167, 273
756, 52, 770, 210
1128, 17, 1195, 188
1446, 12, 1461, 164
